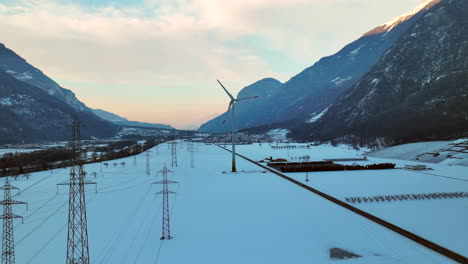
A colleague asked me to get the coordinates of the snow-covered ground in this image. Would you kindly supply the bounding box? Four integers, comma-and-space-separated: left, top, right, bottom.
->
368, 139, 468, 166
0, 148, 42, 156
7, 142, 464, 263
236, 143, 468, 257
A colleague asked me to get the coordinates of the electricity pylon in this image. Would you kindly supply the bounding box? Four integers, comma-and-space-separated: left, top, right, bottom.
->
188, 140, 195, 168
170, 141, 177, 167
0, 177, 27, 264
145, 151, 152, 176
170, 130, 178, 167
153, 164, 177, 240
60, 119, 94, 264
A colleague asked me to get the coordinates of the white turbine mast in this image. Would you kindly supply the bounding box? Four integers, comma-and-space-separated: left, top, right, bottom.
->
217, 80, 258, 172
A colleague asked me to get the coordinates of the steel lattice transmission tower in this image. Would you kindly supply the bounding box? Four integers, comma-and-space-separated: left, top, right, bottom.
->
170, 130, 178, 167
61, 119, 94, 264
0, 177, 28, 264
153, 164, 177, 240
188, 139, 195, 168
170, 141, 178, 167
145, 151, 151, 176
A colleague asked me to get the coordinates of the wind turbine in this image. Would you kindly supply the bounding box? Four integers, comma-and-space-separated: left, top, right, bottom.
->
218, 80, 258, 172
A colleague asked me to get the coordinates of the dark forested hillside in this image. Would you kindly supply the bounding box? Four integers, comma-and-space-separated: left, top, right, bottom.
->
0, 70, 117, 143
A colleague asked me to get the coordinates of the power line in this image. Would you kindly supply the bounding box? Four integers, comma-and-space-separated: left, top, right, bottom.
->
58, 119, 95, 264
153, 164, 177, 240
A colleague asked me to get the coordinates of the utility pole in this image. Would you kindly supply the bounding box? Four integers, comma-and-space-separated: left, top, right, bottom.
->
133, 155, 137, 167
153, 164, 177, 240
0, 178, 28, 264
60, 119, 94, 264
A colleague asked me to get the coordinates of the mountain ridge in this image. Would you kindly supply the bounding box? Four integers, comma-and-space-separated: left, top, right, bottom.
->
199, 0, 437, 133
0, 69, 117, 143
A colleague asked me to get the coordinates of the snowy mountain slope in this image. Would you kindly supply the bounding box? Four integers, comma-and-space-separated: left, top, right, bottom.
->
91, 108, 128, 123
0, 43, 88, 111
0, 70, 117, 143
10, 143, 458, 263
199, 1, 438, 133
0, 43, 173, 131
363, 0, 441, 36
92, 108, 173, 130
291, 0, 468, 144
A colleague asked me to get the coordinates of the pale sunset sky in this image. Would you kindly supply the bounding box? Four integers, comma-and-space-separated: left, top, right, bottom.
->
0, 0, 422, 129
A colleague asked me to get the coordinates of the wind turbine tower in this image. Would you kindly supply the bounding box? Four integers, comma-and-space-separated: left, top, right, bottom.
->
217, 80, 258, 172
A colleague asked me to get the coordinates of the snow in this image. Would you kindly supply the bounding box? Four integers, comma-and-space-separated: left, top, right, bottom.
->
0, 97, 13, 106
381, 0, 440, 32
307, 106, 330, 123
266, 129, 289, 141
16, 71, 33, 80
330, 76, 351, 86
349, 45, 363, 56
236, 143, 468, 257
0, 148, 42, 156
7, 142, 463, 263
369, 139, 468, 166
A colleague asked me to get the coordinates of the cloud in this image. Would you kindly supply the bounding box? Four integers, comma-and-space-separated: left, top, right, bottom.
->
0, 0, 421, 128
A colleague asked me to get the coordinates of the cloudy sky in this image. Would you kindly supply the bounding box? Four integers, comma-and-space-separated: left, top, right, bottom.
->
0, 0, 422, 129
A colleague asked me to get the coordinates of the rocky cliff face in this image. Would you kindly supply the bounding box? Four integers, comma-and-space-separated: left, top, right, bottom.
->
291, 0, 468, 144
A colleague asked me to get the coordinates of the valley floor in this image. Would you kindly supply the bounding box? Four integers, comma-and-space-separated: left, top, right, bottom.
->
8, 142, 467, 263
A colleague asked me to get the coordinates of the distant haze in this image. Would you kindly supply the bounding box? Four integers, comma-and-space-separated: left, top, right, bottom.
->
0, 0, 421, 129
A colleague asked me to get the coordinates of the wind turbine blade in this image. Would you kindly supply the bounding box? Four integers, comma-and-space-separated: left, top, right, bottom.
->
235, 95, 259, 102
222, 101, 234, 124
217, 80, 235, 100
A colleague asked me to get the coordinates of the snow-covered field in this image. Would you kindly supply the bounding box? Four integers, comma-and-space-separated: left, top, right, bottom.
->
236, 143, 468, 258
7, 142, 465, 263
368, 139, 468, 166
0, 148, 41, 156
